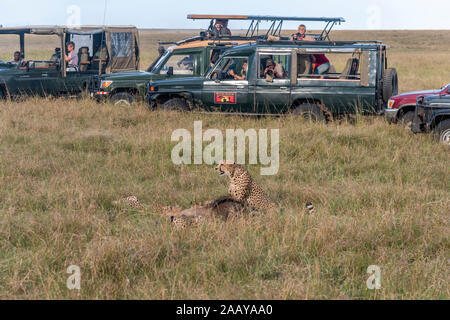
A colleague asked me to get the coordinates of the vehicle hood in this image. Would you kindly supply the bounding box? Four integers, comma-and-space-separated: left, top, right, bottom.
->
152, 77, 205, 88
423, 94, 450, 105
101, 70, 155, 80
392, 89, 441, 100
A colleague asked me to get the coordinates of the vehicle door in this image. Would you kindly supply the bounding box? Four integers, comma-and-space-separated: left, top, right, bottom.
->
254, 52, 292, 114
156, 49, 203, 79
202, 56, 250, 113
14, 61, 60, 96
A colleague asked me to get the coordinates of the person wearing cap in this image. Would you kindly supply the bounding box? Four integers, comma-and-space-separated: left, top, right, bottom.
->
263, 58, 286, 80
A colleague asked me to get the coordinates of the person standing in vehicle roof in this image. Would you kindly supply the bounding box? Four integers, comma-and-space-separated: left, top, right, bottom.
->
64, 41, 79, 71
208, 19, 232, 37
290, 24, 314, 41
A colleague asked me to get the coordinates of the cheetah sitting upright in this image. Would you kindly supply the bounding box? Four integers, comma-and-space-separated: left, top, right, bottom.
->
215, 160, 279, 214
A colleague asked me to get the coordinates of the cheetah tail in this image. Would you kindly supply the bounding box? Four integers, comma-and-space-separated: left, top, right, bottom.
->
305, 202, 315, 214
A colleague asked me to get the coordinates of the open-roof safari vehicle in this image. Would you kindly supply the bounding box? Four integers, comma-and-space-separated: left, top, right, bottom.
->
0, 26, 139, 99
147, 17, 398, 119
89, 15, 344, 106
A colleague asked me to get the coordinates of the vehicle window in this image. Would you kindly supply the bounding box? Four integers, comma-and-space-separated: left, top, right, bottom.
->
210, 57, 248, 81
110, 32, 133, 58
259, 54, 290, 80
159, 53, 200, 76
297, 52, 361, 80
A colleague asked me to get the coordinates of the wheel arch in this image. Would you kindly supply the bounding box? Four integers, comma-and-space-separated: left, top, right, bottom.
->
153, 91, 194, 107
431, 113, 450, 129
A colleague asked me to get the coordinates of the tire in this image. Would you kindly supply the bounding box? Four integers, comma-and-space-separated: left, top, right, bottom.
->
292, 103, 325, 122
0, 87, 6, 100
110, 92, 135, 106
161, 98, 189, 112
433, 119, 450, 146
383, 68, 398, 103
399, 110, 415, 129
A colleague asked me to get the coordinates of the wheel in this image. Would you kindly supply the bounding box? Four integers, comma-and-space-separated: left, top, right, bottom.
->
292, 103, 325, 122
110, 92, 135, 106
161, 98, 189, 112
383, 68, 398, 103
433, 119, 450, 146
399, 110, 415, 129
0, 87, 6, 100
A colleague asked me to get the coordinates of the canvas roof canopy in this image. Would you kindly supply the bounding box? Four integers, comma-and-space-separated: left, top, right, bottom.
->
0, 25, 139, 74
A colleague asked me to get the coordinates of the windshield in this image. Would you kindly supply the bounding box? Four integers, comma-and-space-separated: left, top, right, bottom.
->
149, 49, 173, 73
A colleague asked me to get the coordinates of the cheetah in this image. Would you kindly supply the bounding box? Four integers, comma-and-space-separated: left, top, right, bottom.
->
164, 196, 248, 229
215, 161, 315, 215
215, 161, 279, 214
112, 196, 143, 209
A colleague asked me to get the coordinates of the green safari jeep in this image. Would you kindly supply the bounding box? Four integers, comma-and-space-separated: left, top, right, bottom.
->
88, 15, 346, 106
0, 26, 139, 99
146, 40, 398, 119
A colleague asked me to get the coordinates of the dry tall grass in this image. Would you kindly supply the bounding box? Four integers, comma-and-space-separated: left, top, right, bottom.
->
0, 30, 449, 299
0, 98, 448, 299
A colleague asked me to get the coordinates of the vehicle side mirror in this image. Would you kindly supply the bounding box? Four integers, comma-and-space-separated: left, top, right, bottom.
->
166, 66, 174, 77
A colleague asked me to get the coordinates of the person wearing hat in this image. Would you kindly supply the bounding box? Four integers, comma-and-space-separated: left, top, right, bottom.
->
208, 19, 232, 37
263, 58, 286, 81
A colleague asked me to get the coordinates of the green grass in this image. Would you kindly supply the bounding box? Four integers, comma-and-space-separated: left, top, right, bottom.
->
0, 98, 448, 299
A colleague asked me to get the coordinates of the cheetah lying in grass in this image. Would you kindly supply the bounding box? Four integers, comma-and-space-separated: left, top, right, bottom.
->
112, 162, 314, 228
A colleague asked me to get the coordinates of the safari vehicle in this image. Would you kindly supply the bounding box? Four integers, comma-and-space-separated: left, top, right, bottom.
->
89, 15, 345, 106
411, 94, 450, 145
0, 26, 139, 99
146, 39, 397, 119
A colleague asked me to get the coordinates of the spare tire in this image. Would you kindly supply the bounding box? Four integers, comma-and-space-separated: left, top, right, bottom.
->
383, 68, 398, 103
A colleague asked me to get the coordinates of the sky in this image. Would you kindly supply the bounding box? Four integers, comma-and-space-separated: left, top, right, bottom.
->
0, 0, 449, 30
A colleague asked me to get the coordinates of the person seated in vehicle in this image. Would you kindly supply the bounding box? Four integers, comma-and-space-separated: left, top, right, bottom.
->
290, 25, 315, 41
208, 19, 232, 38
64, 41, 79, 71
50, 48, 61, 63
8, 51, 23, 66
312, 54, 330, 75
229, 60, 248, 80
263, 59, 286, 80
177, 55, 194, 70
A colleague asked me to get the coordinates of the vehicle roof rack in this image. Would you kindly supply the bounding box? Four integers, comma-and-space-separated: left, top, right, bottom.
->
187, 14, 345, 40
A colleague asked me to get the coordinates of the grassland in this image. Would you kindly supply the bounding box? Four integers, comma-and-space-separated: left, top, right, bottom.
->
0, 30, 449, 299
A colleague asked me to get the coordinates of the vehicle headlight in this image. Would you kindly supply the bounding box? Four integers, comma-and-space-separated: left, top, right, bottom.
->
101, 80, 113, 89
387, 99, 395, 109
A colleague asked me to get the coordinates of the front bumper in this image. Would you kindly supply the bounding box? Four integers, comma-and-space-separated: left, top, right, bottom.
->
384, 108, 399, 123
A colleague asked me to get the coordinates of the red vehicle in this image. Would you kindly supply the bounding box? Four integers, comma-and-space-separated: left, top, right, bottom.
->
385, 83, 450, 126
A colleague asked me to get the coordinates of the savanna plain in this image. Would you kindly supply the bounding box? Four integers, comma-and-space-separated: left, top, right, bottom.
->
0, 30, 448, 299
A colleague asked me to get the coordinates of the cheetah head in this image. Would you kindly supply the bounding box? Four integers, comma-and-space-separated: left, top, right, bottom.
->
215, 160, 240, 178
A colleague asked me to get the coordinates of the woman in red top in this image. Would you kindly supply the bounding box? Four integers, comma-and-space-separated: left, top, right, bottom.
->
312, 54, 330, 75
